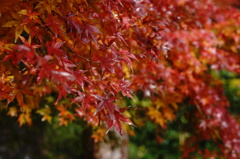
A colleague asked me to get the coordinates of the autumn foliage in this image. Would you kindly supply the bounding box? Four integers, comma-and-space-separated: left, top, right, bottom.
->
0, 0, 240, 158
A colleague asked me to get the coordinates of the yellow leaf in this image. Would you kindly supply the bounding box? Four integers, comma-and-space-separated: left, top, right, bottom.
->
15, 26, 24, 42
154, 98, 165, 108
24, 113, 32, 125
156, 117, 165, 127
24, 25, 30, 34
2, 21, 19, 27
18, 9, 27, 15
18, 113, 26, 126
42, 115, 52, 123
18, 112, 32, 126
147, 107, 166, 127
7, 107, 18, 117
0, 41, 14, 52
37, 106, 52, 123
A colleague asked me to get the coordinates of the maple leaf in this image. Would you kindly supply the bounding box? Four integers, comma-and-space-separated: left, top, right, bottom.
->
57, 105, 75, 126
118, 49, 138, 70
111, 78, 133, 98
99, 53, 118, 74
18, 9, 41, 25
46, 38, 65, 57
7, 107, 18, 117
17, 107, 32, 126
147, 106, 166, 127
45, 15, 63, 36
15, 36, 40, 63
36, 106, 52, 123
118, 78, 133, 98
93, 95, 119, 115
93, 95, 133, 135
74, 70, 92, 91
91, 127, 106, 143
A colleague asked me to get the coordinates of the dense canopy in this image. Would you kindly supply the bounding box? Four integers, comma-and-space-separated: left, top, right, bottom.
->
1, 0, 240, 158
